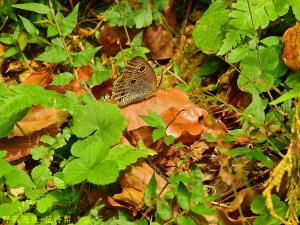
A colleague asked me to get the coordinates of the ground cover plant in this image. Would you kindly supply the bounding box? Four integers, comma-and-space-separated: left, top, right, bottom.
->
0, 0, 300, 224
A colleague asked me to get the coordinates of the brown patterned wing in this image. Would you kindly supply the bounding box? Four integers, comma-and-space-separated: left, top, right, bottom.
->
112, 56, 157, 106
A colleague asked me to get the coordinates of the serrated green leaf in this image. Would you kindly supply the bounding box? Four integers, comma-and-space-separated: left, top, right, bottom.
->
153, 0, 168, 22
191, 203, 216, 215
227, 47, 251, 63
135, 9, 152, 28
0, 107, 29, 138
177, 182, 190, 210
260, 36, 281, 46
245, 93, 266, 126
231, 147, 273, 168
59, 3, 79, 36
36, 47, 68, 64
19, 16, 39, 36
152, 128, 165, 142
251, 194, 288, 225
0, 201, 29, 217
71, 101, 126, 146
62, 158, 90, 185
141, 110, 166, 129
192, 1, 229, 54
87, 160, 119, 185
0, 159, 13, 177
5, 167, 35, 189
144, 173, 157, 207
51, 72, 75, 86
72, 47, 101, 67
87, 59, 111, 86
131, 32, 143, 49
290, 0, 300, 20
31, 165, 52, 188
13, 3, 50, 14
106, 144, 156, 170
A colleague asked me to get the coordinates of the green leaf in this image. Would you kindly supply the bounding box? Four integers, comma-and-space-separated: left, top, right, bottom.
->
87, 160, 119, 185
218, 29, 242, 55
0, 151, 7, 158
17, 213, 37, 225
51, 72, 75, 86
163, 135, 174, 146
31, 165, 52, 188
177, 182, 190, 210
0, 34, 15, 44
270, 89, 300, 105
63, 158, 90, 185
191, 203, 216, 215
87, 59, 111, 86
245, 93, 267, 126
0, 108, 29, 138
131, 32, 144, 49
153, 0, 168, 22
227, 47, 251, 63
141, 110, 166, 129
106, 144, 156, 170
260, 36, 281, 46
144, 173, 157, 206
36, 47, 68, 64
152, 128, 165, 142
0, 201, 30, 217
59, 4, 79, 36
71, 101, 126, 146
19, 16, 39, 36
156, 199, 172, 220
135, 9, 152, 28
285, 72, 300, 89
5, 167, 35, 189
102, 2, 135, 28
251, 194, 288, 225
72, 47, 101, 67
192, 1, 230, 54
4, 47, 19, 58
176, 216, 196, 225
13, 3, 50, 14
0, 159, 13, 177
231, 147, 273, 168
18, 32, 27, 51
290, 0, 300, 20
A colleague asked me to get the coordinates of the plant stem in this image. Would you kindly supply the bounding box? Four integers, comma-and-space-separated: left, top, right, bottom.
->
48, 0, 96, 100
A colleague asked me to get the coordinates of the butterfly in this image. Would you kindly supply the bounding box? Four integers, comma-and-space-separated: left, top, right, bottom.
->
112, 56, 158, 107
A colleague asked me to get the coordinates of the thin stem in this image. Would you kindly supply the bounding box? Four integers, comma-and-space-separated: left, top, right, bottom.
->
48, 0, 96, 100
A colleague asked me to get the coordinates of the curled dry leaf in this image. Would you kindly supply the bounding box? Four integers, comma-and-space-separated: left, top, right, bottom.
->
282, 22, 300, 71
163, 104, 208, 138
109, 160, 169, 211
0, 125, 60, 162
214, 188, 260, 225
10, 105, 68, 137
22, 70, 53, 87
122, 89, 202, 130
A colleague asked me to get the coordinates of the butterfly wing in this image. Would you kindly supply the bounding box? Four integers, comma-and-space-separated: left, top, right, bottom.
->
112, 57, 157, 106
